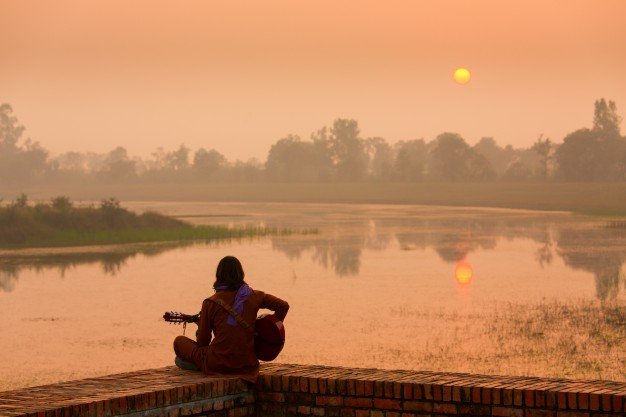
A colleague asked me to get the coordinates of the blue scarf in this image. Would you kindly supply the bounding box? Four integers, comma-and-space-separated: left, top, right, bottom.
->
215, 282, 253, 326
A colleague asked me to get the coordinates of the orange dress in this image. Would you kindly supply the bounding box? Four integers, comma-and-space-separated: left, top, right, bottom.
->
173, 289, 289, 383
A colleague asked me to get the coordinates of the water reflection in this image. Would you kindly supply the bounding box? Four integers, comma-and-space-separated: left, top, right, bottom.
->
0, 242, 192, 292
2, 207, 626, 300
269, 213, 626, 300
454, 260, 473, 285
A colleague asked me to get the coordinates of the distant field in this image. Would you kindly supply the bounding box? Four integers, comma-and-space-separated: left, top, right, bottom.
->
6, 182, 626, 216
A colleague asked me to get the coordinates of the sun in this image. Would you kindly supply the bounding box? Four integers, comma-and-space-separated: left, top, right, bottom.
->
454, 260, 473, 285
453, 68, 471, 85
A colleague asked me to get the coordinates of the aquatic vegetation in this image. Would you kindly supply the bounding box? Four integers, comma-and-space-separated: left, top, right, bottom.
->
310, 299, 626, 382
0, 195, 313, 248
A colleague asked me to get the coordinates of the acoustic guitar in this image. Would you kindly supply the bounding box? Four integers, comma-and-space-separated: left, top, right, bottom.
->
163, 310, 285, 361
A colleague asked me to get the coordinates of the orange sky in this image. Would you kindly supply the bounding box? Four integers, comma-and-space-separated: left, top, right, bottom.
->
2, 0, 626, 160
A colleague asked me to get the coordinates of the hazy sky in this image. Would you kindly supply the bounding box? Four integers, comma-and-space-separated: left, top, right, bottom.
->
2, 1, 626, 160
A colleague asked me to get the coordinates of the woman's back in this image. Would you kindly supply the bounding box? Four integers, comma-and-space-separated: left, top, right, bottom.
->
173, 255, 289, 383
197, 290, 289, 377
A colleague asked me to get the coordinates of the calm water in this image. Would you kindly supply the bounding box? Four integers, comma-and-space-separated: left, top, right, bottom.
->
1, 203, 625, 391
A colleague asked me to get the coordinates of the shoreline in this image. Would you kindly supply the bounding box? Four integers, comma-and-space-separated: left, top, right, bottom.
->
6, 182, 626, 217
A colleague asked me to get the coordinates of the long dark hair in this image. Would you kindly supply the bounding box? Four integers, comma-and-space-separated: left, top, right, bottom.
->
213, 256, 245, 291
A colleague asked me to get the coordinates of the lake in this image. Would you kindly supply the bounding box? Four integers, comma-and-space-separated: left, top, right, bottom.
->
1, 202, 625, 391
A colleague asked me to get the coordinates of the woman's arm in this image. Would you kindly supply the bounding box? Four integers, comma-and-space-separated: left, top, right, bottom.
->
259, 292, 290, 321
196, 299, 213, 346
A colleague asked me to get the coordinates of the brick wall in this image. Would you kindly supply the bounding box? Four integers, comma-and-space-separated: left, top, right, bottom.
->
256, 364, 626, 417
0, 367, 255, 417
1, 364, 625, 417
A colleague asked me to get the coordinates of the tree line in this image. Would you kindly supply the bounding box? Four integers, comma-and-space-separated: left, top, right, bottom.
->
1, 99, 624, 185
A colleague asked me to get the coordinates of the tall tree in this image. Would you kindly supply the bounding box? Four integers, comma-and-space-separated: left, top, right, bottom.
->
328, 119, 369, 181
0, 103, 49, 183
555, 129, 599, 181
393, 139, 426, 181
266, 135, 328, 182
593, 99, 621, 139
531, 134, 553, 180
193, 148, 227, 180
365, 137, 393, 180
429, 132, 471, 181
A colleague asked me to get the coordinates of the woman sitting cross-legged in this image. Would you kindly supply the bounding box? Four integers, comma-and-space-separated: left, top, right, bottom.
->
173, 255, 289, 383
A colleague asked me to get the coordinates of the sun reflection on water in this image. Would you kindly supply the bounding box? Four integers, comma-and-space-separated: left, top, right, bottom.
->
455, 260, 473, 285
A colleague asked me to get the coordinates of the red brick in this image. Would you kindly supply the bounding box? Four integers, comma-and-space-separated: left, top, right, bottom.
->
340, 408, 354, 417
374, 382, 384, 397
345, 398, 372, 408
96, 401, 104, 417
341, 381, 351, 396
612, 395, 623, 412
433, 385, 443, 402
461, 386, 472, 402
316, 396, 344, 407
535, 391, 546, 408
459, 404, 490, 415
412, 385, 423, 400
423, 384, 433, 401
373, 399, 401, 410
471, 387, 481, 404
271, 375, 282, 391
355, 411, 369, 417
525, 391, 535, 407
433, 402, 457, 414
555, 412, 590, 417
300, 378, 309, 393
524, 410, 555, 417
312, 407, 325, 417
384, 382, 394, 398
104, 400, 112, 417
443, 386, 452, 402
589, 394, 600, 411
481, 388, 491, 404
308, 377, 318, 393
403, 401, 432, 413
370, 411, 384, 417
386, 412, 400, 417
513, 390, 523, 407
119, 398, 127, 415
492, 406, 523, 417
393, 383, 402, 400
364, 381, 374, 397
282, 375, 291, 391
355, 381, 365, 397
298, 406, 311, 415
348, 380, 356, 396
327, 379, 337, 395
402, 384, 413, 400
452, 386, 461, 402
292, 377, 302, 393
601, 394, 612, 412
214, 400, 224, 411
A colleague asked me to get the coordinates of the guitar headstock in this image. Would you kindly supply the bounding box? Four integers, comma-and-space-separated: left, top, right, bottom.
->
163, 311, 187, 324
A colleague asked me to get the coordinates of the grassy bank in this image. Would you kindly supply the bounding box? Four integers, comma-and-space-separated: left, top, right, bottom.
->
379, 299, 626, 381
0, 196, 305, 248
9, 182, 626, 216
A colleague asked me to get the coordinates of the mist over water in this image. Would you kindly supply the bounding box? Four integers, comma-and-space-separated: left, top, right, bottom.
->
1, 203, 624, 391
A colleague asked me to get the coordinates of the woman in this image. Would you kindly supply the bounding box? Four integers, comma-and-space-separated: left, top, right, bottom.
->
173, 256, 289, 383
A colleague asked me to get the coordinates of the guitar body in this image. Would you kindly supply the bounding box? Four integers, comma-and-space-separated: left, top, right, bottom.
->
254, 314, 286, 361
